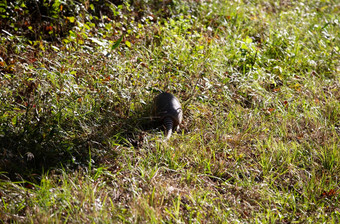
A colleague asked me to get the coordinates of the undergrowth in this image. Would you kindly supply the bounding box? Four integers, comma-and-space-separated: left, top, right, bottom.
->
0, 0, 339, 223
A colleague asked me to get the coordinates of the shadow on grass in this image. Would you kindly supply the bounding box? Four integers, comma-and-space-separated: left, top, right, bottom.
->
0, 108, 156, 183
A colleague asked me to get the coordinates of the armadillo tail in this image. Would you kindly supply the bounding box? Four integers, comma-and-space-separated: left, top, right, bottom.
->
164, 116, 173, 140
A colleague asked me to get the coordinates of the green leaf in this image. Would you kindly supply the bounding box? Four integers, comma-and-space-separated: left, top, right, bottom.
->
67, 17, 75, 23
84, 24, 91, 30
12, 116, 17, 126
241, 43, 248, 50
125, 40, 131, 48
245, 36, 252, 44
111, 35, 124, 50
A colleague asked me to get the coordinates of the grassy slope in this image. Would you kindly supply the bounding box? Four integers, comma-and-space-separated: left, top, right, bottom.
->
0, 0, 339, 223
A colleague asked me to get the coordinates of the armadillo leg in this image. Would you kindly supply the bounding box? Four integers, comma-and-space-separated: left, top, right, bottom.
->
164, 117, 173, 140
165, 128, 172, 140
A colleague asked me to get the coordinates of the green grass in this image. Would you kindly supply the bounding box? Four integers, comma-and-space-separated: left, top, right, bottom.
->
0, 0, 340, 223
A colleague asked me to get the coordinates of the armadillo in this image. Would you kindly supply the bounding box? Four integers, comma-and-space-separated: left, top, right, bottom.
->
153, 92, 183, 139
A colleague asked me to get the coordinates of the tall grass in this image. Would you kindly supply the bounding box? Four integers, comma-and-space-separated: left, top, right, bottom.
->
0, 0, 339, 222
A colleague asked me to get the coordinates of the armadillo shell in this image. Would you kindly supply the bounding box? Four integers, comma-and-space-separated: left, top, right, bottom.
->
153, 92, 183, 128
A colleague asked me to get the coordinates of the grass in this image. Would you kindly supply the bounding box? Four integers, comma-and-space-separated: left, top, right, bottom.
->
0, 0, 340, 223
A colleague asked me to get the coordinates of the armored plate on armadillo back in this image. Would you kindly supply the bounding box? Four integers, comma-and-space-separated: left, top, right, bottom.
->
153, 92, 183, 139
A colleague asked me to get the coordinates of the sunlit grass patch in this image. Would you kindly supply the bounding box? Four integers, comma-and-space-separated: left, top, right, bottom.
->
1, 0, 339, 222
